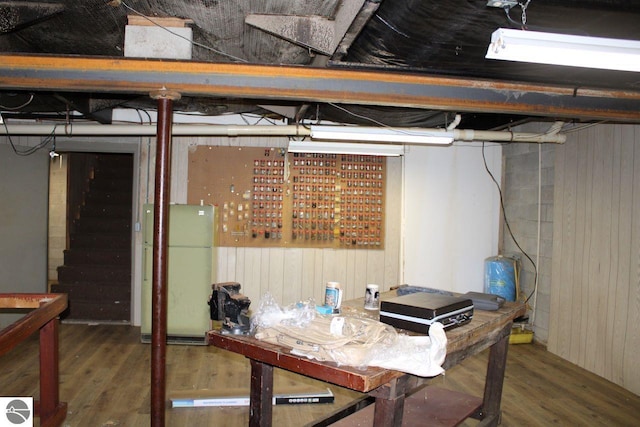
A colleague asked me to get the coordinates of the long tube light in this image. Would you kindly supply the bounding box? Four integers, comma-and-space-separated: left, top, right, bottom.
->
288, 140, 405, 156
486, 28, 640, 72
309, 125, 454, 145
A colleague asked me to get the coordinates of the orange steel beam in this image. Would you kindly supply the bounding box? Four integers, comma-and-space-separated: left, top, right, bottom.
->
0, 54, 639, 121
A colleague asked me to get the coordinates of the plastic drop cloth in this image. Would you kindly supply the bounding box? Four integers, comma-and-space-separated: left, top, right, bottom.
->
251, 293, 447, 378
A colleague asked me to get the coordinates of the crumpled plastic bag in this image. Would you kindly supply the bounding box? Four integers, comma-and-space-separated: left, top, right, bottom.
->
251, 292, 447, 377
368, 322, 447, 377
250, 292, 317, 331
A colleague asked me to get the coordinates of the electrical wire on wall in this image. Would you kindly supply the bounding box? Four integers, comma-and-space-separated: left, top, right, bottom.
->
481, 142, 539, 310
2, 119, 57, 156
0, 93, 55, 156
531, 142, 542, 326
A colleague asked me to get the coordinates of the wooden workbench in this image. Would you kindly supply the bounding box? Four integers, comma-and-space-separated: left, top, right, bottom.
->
0, 293, 68, 427
207, 291, 525, 426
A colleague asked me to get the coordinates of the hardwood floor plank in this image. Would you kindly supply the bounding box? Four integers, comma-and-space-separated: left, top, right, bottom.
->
1, 324, 638, 426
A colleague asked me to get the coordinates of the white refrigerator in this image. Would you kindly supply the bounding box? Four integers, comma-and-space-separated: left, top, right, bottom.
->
141, 204, 216, 343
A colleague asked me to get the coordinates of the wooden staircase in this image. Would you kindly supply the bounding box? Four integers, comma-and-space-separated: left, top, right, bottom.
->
51, 153, 133, 321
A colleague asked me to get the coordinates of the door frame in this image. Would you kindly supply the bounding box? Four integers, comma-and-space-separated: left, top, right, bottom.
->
49, 136, 141, 324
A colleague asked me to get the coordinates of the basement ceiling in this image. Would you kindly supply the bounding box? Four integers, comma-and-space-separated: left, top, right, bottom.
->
1, 0, 640, 129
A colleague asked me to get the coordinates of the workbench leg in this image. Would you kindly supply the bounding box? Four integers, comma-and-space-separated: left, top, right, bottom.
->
370, 377, 408, 427
479, 323, 511, 426
38, 317, 67, 427
249, 359, 274, 427
373, 394, 405, 427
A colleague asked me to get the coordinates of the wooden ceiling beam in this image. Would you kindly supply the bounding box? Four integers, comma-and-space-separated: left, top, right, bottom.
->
0, 54, 639, 122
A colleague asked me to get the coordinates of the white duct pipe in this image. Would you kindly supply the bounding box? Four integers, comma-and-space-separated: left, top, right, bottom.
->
546, 120, 565, 135
446, 114, 462, 131
0, 123, 566, 143
452, 129, 566, 143
0, 124, 307, 137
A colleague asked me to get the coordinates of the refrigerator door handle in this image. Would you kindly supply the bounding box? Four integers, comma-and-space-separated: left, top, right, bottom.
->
143, 246, 148, 282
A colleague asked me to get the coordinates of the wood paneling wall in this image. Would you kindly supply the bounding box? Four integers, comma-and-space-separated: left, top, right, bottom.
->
166, 136, 402, 307
548, 124, 640, 395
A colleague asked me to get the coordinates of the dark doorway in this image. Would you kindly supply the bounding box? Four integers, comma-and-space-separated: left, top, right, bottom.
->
51, 152, 133, 322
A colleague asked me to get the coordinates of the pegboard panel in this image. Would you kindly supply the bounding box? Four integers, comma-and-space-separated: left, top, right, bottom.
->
187, 146, 386, 248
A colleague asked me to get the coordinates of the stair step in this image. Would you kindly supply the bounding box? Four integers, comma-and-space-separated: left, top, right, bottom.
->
89, 178, 133, 192
85, 189, 132, 204
51, 283, 130, 301
79, 204, 131, 217
95, 154, 133, 169
57, 153, 133, 322
63, 249, 130, 265
94, 165, 133, 178
73, 217, 130, 234
61, 299, 130, 321
57, 265, 131, 283
69, 233, 130, 249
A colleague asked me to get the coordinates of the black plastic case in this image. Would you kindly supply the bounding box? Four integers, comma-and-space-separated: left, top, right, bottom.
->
379, 292, 474, 334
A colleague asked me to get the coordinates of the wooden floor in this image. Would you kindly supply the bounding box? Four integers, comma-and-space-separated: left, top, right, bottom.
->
1, 324, 638, 426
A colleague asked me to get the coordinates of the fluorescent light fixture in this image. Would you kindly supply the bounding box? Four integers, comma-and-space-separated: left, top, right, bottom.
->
288, 140, 405, 156
486, 28, 640, 72
309, 125, 454, 145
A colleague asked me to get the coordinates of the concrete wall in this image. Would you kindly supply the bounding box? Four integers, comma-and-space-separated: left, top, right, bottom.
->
501, 123, 556, 344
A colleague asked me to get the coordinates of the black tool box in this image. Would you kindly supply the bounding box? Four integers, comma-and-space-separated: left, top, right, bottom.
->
379, 292, 474, 334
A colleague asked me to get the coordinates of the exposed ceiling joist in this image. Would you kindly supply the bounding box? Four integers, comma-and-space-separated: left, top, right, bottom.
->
246, 14, 337, 55
0, 54, 639, 122
0, 1, 64, 33
331, 0, 380, 60
246, 0, 367, 56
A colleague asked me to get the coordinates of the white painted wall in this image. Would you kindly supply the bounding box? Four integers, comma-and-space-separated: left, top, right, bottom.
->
147, 136, 503, 324
1, 121, 504, 328
401, 143, 502, 293
163, 136, 403, 321
0, 141, 49, 328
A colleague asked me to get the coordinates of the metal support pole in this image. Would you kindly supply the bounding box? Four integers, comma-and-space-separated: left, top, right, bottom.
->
150, 88, 181, 427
